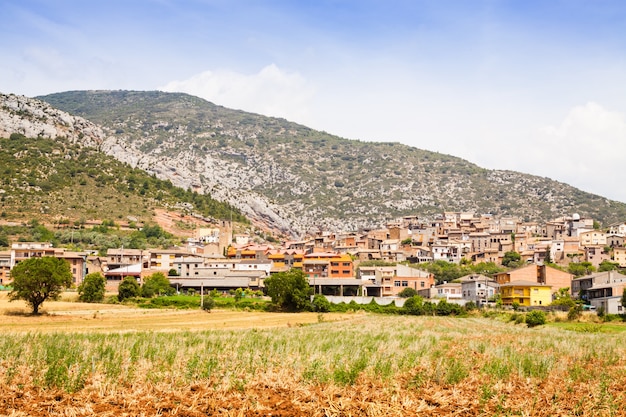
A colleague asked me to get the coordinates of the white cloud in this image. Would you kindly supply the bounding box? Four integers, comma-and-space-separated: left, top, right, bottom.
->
532, 102, 626, 201
159, 64, 316, 123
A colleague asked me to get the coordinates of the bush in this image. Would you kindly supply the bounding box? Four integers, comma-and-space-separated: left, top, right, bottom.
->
397, 287, 418, 298
235, 298, 270, 311
567, 304, 583, 321
329, 302, 351, 313
403, 295, 425, 315
311, 294, 331, 312
230, 288, 244, 302
202, 296, 215, 312
139, 296, 198, 309
526, 310, 546, 328
510, 313, 525, 325
436, 299, 463, 316
348, 300, 361, 311
465, 301, 477, 311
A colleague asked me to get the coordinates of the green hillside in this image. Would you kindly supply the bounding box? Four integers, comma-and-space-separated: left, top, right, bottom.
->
0, 134, 247, 227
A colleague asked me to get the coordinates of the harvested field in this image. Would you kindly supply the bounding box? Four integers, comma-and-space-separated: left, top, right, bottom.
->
0, 292, 353, 333
0, 295, 625, 416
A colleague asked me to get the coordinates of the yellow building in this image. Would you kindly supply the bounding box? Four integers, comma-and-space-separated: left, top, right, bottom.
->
614, 247, 626, 267
499, 280, 552, 307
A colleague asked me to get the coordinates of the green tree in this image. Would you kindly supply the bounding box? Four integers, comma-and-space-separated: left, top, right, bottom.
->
118, 276, 140, 301
77, 272, 106, 303
8, 257, 73, 314
621, 288, 626, 312
598, 260, 619, 272
544, 246, 552, 264
470, 261, 506, 275
419, 260, 464, 284
568, 262, 595, 277
397, 287, 418, 298
551, 288, 576, 309
141, 272, 174, 297
264, 269, 311, 311
502, 251, 522, 267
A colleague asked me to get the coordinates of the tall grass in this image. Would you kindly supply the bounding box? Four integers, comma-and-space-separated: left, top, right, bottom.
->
0, 316, 624, 415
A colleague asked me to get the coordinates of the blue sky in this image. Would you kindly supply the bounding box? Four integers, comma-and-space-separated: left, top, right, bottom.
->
2, 0, 626, 206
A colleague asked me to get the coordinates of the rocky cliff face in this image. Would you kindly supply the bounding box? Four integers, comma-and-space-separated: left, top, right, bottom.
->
3, 90, 624, 237
0, 93, 105, 148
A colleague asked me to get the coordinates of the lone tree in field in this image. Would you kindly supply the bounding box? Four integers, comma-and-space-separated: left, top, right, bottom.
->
8, 257, 73, 314
264, 269, 311, 311
77, 272, 106, 303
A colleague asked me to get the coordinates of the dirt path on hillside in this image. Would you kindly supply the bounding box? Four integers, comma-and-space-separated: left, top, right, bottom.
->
152, 208, 218, 238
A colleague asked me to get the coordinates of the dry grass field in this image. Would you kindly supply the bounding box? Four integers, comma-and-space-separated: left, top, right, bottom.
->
0, 292, 345, 333
0, 292, 625, 416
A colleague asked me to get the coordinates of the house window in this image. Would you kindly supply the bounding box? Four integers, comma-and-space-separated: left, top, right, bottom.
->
394, 281, 401, 287
402, 281, 408, 287
420, 281, 425, 288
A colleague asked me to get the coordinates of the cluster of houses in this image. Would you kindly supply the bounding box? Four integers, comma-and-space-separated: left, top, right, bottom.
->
1, 212, 626, 314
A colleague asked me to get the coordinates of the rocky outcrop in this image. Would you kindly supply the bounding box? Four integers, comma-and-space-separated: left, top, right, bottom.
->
0, 93, 106, 147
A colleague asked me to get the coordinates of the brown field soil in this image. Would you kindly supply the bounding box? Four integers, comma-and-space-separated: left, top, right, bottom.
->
1, 294, 625, 416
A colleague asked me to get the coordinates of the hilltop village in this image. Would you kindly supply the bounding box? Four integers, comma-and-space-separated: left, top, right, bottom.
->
2, 211, 626, 314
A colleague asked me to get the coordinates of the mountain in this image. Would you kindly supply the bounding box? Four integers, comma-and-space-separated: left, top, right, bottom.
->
0, 93, 247, 231
4, 89, 623, 236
